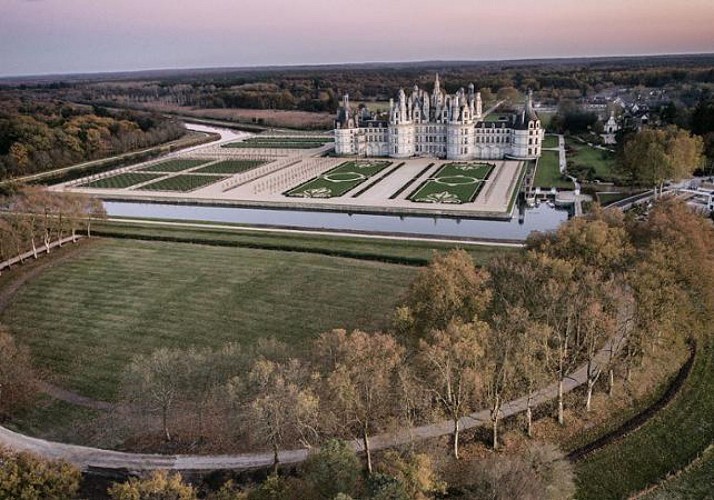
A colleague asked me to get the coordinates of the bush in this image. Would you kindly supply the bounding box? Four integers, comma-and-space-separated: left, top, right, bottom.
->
108, 470, 197, 500
0, 448, 81, 500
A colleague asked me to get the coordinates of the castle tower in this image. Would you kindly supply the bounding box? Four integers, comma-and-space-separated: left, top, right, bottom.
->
475, 92, 483, 120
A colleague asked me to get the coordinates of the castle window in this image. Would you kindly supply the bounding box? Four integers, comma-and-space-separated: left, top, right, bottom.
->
528, 148, 532, 155
529, 138, 533, 145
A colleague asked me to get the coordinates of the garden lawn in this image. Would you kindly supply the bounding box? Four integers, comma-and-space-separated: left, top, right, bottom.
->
286, 160, 391, 198
409, 162, 493, 204
568, 143, 619, 182
542, 135, 559, 149
80, 172, 163, 189
534, 150, 571, 189
136, 174, 227, 192
136, 159, 211, 173
0, 239, 417, 401
194, 159, 267, 175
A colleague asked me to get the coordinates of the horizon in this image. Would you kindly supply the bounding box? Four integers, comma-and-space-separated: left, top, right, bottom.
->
2, 51, 714, 82
2, 0, 713, 78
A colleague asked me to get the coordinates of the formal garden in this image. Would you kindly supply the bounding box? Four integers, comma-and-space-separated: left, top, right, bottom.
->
136, 159, 213, 173
135, 174, 229, 192
222, 136, 330, 149
285, 160, 392, 198
194, 159, 267, 174
79, 172, 164, 189
409, 162, 493, 204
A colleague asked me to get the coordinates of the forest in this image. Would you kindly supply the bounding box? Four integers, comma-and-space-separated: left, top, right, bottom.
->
0, 95, 186, 180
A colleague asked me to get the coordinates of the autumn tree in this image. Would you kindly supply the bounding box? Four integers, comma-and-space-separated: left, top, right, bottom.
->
120, 348, 184, 442
375, 450, 445, 500
618, 126, 704, 193
313, 329, 404, 473
395, 249, 491, 338
0, 448, 81, 500
108, 470, 197, 500
301, 439, 362, 500
0, 327, 37, 417
417, 320, 488, 458
244, 357, 319, 472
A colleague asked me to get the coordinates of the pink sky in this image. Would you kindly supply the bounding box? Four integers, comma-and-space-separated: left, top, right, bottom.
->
1, 0, 713, 76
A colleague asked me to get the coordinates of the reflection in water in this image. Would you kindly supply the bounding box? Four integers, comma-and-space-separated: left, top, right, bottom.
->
104, 201, 570, 241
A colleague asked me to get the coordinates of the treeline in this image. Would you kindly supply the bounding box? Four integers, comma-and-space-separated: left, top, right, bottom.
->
0, 95, 186, 180
107, 201, 711, 472
10, 56, 713, 117
0, 187, 105, 268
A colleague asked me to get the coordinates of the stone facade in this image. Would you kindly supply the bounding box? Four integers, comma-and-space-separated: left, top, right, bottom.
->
335, 74, 543, 161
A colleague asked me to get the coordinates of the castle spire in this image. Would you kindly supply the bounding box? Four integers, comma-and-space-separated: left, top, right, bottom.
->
434, 73, 441, 94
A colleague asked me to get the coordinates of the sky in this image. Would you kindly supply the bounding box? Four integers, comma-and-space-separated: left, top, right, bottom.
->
1, 0, 714, 77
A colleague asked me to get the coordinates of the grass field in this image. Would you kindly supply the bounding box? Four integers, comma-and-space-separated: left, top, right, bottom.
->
409, 162, 493, 204
542, 135, 559, 149
643, 446, 714, 499
80, 172, 164, 189
534, 150, 571, 189
0, 239, 417, 401
286, 160, 391, 198
568, 143, 619, 182
136, 174, 227, 192
194, 159, 267, 175
91, 219, 517, 266
574, 333, 714, 499
223, 137, 330, 149
136, 159, 211, 173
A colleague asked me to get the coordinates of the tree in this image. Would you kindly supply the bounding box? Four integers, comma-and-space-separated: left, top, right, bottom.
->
120, 348, 183, 442
395, 250, 491, 338
417, 320, 488, 458
0, 327, 37, 417
376, 450, 445, 500
0, 448, 81, 500
314, 329, 404, 473
301, 439, 362, 500
108, 470, 197, 500
244, 357, 319, 472
618, 126, 704, 193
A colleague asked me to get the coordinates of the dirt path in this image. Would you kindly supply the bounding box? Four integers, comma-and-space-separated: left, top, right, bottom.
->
0, 325, 629, 473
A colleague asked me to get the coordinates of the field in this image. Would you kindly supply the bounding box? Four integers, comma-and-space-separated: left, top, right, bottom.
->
0, 239, 417, 401
136, 174, 227, 192
136, 159, 211, 173
643, 446, 714, 499
575, 333, 714, 499
409, 162, 493, 204
542, 135, 559, 148
194, 159, 267, 174
286, 160, 392, 198
80, 172, 163, 189
568, 142, 619, 182
223, 137, 330, 149
534, 150, 571, 189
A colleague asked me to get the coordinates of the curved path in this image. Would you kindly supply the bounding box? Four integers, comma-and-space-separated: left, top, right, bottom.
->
0, 330, 623, 473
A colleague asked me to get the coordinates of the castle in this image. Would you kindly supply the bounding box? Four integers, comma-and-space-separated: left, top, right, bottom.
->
334, 74, 543, 161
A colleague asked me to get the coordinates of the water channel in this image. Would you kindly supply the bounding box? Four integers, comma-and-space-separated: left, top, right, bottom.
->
104, 201, 570, 242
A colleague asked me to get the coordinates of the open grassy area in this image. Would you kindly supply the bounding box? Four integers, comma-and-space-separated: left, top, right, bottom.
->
568, 143, 619, 182
409, 162, 493, 204
0, 239, 418, 401
136, 159, 211, 173
80, 172, 163, 189
542, 135, 559, 149
643, 445, 714, 499
91, 219, 517, 266
286, 160, 391, 198
574, 333, 714, 499
534, 150, 571, 189
194, 159, 267, 175
136, 174, 227, 192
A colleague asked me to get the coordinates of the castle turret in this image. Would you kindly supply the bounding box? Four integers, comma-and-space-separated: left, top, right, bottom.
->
475, 91, 483, 120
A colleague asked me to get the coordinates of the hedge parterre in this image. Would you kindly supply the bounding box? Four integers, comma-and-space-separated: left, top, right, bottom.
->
285, 160, 392, 198
409, 162, 494, 204
135, 174, 228, 192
